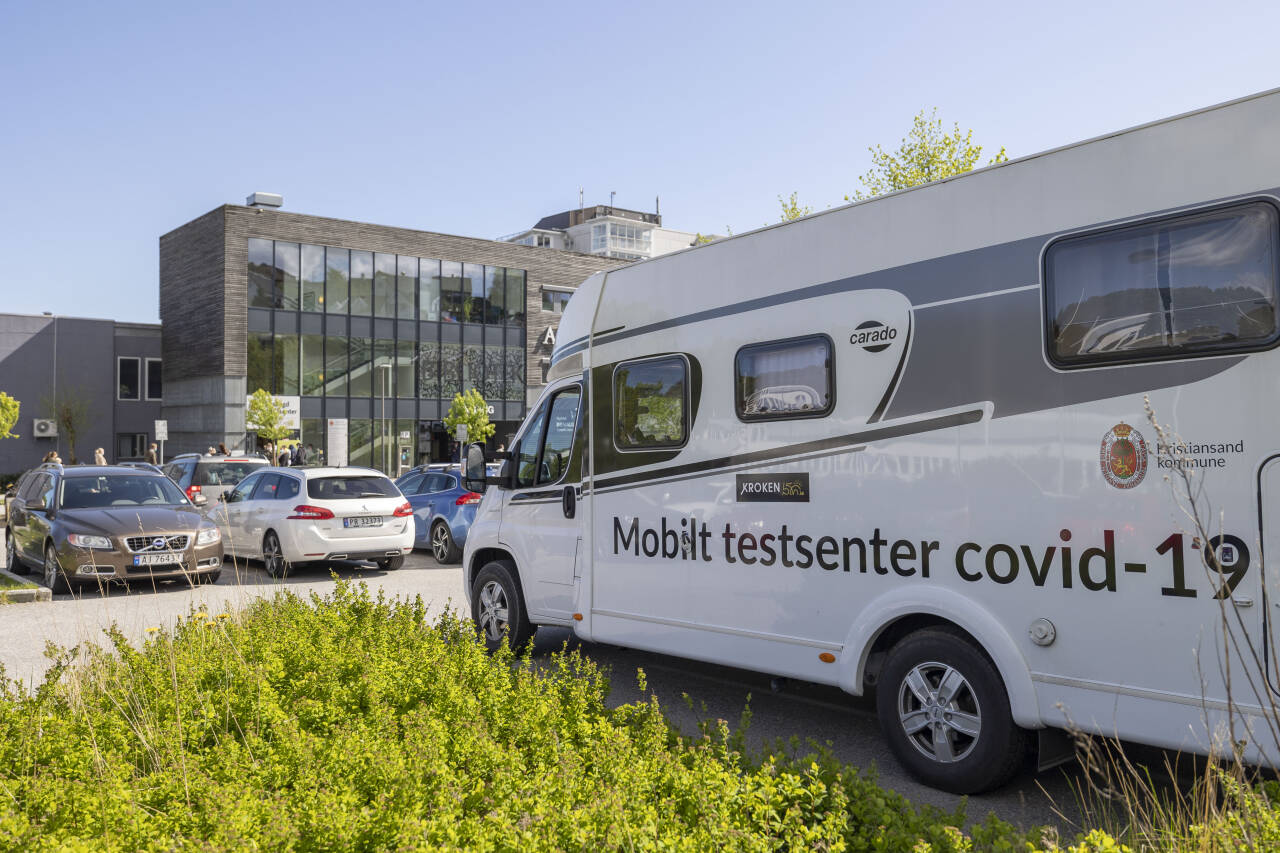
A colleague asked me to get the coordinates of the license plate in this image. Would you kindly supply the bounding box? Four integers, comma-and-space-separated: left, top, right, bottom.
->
133, 553, 182, 566
344, 516, 383, 528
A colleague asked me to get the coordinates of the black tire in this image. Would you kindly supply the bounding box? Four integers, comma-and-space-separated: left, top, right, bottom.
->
42, 543, 70, 595
470, 560, 535, 652
376, 554, 405, 571
6, 528, 30, 575
262, 531, 289, 578
430, 521, 460, 564
876, 628, 1029, 794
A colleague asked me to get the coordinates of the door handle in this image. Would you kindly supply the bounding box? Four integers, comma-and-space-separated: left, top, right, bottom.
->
562, 485, 576, 519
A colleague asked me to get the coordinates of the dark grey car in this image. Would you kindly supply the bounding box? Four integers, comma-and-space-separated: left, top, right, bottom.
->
5, 464, 224, 593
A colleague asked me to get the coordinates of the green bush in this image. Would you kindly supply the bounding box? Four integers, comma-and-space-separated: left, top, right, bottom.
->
0, 579, 1223, 851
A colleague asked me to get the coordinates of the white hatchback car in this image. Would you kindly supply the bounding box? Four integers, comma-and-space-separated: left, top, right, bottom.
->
211, 467, 413, 576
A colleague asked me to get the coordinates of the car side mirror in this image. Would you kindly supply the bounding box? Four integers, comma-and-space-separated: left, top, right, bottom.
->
463, 443, 488, 493
27, 497, 46, 512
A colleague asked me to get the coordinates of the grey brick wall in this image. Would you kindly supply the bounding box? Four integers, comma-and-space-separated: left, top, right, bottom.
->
159, 208, 225, 378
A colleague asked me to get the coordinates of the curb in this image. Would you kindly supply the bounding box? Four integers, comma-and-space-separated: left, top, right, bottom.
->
0, 562, 50, 604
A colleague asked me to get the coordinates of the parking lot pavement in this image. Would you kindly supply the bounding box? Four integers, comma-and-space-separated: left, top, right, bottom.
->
0, 548, 463, 688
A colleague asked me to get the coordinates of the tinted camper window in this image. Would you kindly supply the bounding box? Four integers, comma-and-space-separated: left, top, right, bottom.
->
1046, 201, 1280, 366
614, 356, 687, 449
736, 335, 833, 420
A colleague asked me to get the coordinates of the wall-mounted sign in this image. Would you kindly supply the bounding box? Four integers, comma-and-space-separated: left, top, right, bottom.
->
399, 430, 411, 441
153, 420, 168, 441
246, 394, 301, 430
486, 404, 495, 415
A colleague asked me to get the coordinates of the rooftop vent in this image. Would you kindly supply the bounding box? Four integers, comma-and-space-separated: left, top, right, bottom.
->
246, 192, 283, 209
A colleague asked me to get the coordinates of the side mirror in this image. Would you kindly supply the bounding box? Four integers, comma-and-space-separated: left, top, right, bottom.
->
463, 443, 488, 493
27, 497, 46, 512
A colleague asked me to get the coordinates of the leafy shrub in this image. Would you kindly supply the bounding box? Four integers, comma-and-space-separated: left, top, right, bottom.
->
0, 580, 1224, 851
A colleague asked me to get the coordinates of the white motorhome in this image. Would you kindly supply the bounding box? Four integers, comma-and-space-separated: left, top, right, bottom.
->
461, 90, 1280, 793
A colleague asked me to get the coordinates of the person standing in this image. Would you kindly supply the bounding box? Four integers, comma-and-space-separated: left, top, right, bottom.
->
218, 442, 229, 455
93, 447, 107, 465
278, 447, 291, 467
293, 443, 308, 466
145, 443, 158, 465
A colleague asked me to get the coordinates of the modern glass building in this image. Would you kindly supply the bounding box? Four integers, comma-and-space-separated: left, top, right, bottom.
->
160, 200, 623, 475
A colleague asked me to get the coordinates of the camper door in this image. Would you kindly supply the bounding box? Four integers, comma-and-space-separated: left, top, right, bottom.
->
499, 379, 585, 619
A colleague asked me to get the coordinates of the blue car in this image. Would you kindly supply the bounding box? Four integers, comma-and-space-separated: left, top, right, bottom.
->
395, 464, 497, 563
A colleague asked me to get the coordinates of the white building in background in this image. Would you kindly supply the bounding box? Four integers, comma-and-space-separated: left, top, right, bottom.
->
501, 203, 705, 261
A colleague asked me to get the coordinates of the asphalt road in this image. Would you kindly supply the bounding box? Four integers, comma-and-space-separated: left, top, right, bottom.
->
0, 542, 1104, 834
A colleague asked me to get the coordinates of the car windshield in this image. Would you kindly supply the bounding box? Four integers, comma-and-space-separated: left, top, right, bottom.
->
306, 476, 400, 500
60, 474, 191, 509
194, 460, 263, 486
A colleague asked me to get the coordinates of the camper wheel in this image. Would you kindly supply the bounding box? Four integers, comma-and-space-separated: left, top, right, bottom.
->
471, 560, 535, 652
876, 628, 1028, 794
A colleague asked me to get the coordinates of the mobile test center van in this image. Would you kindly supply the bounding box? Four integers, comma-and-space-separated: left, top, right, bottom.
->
460, 89, 1280, 793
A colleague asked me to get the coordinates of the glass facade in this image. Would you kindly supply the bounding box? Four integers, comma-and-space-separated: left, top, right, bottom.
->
246, 238, 527, 472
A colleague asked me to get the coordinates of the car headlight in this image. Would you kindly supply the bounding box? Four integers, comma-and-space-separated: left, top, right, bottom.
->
196, 527, 222, 546
67, 534, 113, 550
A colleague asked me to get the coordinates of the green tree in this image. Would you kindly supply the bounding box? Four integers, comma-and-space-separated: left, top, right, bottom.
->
778, 191, 812, 222
42, 385, 91, 464
0, 392, 18, 439
444, 388, 495, 447
847, 108, 1007, 201
245, 389, 293, 444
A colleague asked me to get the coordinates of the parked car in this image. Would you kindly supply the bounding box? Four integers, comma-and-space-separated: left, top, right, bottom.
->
395, 464, 498, 563
163, 453, 268, 506
210, 466, 413, 576
4, 463, 223, 592
119, 461, 164, 474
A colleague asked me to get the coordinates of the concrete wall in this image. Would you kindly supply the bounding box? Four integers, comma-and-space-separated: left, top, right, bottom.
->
0, 314, 161, 477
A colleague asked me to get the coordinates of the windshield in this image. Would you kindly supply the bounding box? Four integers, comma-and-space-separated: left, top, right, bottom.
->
60, 474, 191, 509
194, 460, 264, 486
306, 476, 400, 500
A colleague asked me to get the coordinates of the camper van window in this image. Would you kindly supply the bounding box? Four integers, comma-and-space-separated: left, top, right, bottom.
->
735, 335, 833, 421
516, 403, 546, 488
614, 356, 687, 450
537, 387, 581, 485
1045, 200, 1280, 366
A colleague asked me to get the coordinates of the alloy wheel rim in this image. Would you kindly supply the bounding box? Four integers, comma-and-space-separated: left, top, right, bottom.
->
433, 525, 449, 560
477, 580, 509, 642
265, 536, 282, 575
897, 661, 982, 764
44, 548, 58, 588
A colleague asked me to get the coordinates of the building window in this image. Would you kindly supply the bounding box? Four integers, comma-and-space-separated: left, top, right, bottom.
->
1045, 200, 1280, 367
275, 241, 300, 310
542, 289, 572, 314
145, 358, 163, 401
117, 357, 141, 401
592, 223, 607, 253
248, 238, 274, 308
614, 355, 687, 450
116, 433, 148, 459
247, 332, 274, 395
301, 244, 325, 312
735, 335, 833, 421
504, 269, 525, 326
373, 253, 397, 318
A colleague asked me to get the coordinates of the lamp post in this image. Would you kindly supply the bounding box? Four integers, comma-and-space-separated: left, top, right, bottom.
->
378, 362, 392, 474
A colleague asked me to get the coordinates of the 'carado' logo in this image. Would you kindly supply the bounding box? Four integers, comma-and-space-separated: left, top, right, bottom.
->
850, 321, 897, 353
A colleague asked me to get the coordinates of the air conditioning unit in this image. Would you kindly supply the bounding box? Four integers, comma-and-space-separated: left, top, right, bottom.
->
32, 418, 58, 438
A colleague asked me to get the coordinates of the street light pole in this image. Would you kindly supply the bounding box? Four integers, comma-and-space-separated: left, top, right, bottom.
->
378, 362, 391, 475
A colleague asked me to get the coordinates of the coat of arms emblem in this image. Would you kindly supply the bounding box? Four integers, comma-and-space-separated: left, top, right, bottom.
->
1100, 422, 1147, 489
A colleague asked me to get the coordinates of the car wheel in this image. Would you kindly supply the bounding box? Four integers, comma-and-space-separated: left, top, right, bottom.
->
6, 528, 29, 575
431, 521, 460, 564
470, 560, 534, 653
376, 554, 405, 571
43, 544, 70, 595
876, 628, 1028, 794
262, 531, 289, 579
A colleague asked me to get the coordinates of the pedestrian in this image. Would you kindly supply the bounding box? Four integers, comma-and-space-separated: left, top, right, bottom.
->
93, 447, 107, 465
278, 447, 291, 467
145, 443, 159, 465
305, 443, 316, 465
41, 451, 54, 464
293, 443, 308, 466
261, 441, 273, 461
206, 446, 216, 455
218, 442, 229, 455
49, 451, 62, 465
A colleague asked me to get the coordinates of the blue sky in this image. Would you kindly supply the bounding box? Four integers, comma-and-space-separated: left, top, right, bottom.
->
3, 0, 1278, 323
